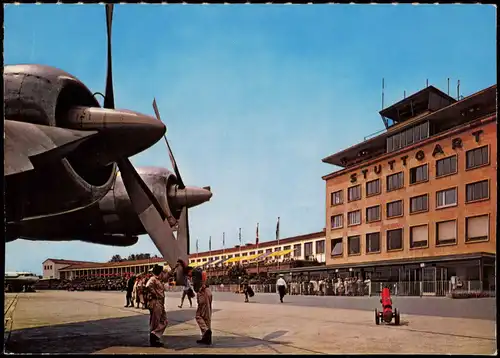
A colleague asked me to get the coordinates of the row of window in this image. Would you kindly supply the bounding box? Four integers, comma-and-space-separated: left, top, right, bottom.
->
44, 265, 53, 270
330, 214, 490, 257
190, 241, 327, 263
330, 179, 489, 229
330, 145, 489, 205
386, 121, 429, 153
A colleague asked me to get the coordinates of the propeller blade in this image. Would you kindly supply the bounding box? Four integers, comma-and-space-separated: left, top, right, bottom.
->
117, 158, 182, 268
103, 4, 115, 109
152, 98, 185, 189
176, 206, 190, 260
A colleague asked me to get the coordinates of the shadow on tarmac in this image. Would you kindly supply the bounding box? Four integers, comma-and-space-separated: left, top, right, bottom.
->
6, 309, 219, 354
161, 330, 290, 351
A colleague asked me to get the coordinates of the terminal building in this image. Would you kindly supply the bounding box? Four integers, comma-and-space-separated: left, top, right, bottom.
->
295, 83, 496, 293
42, 230, 326, 280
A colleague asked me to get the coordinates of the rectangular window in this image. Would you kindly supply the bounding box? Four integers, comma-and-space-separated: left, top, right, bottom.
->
436, 220, 457, 245
348, 185, 361, 202
410, 225, 428, 248
386, 172, 404, 192
466, 215, 489, 242
283, 245, 291, 258
366, 179, 381, 196
387, 200, 403, 218
304, 242, 313, 257
274, 247, 281, 252
330, 238, 343, 257
410, 164, 428, 184
242, 252, 248, 256
366, 233, 380, 253
466, 146, 489, 169
348, 236, 361, 255
436, 155, 457, 177
331, 190, 343, 205
436, 188, 457, 208
249, 251, 255, 255
257, 250, 263, 254
466, 180, 489, 202
266, 249, 272, 254
387, 228, 403, 251
315, 240, 325, 254
293, 244, 302, 257
410, 194, 428, 213
347, 210, 361, 226
330, 214, 344, 229
366, 205, 381, 223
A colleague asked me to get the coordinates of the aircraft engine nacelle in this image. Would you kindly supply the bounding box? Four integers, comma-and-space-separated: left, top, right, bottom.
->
4, 65, 116, 220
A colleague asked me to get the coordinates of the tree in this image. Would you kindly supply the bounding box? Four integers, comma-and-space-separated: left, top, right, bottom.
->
109, 254, 122, 263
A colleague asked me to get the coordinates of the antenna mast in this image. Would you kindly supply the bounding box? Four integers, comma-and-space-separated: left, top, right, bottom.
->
457, 80, 460, 100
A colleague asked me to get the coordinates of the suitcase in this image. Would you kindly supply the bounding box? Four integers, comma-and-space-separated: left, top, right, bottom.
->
247, 286, 255, 297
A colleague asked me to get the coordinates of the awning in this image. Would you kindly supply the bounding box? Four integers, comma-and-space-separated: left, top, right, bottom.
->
331, 242, 343, 256
225, 256, 245, 264
242, 253, 263, 261
254, 251, 274, 262
189, 261, 205, 268
268, 249, 293, 258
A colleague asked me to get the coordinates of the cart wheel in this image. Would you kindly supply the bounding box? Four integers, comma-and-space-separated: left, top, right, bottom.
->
394, 309, 400, 325
375, 309, 380, 325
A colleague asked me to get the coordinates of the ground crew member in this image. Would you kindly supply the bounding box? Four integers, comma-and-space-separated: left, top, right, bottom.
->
145, 265, 168, 347
276, 274, 287, 303
192, 267, 213, 345
124, 275, 136, 307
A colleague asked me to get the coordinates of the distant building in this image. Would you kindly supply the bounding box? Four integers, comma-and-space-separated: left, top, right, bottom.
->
42, 259, 100, 279
313, 84, 496, 293
189, 230, 326, 274
45, 230, 327, 280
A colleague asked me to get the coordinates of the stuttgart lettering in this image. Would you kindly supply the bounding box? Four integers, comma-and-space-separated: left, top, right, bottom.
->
349, 131, 482, 183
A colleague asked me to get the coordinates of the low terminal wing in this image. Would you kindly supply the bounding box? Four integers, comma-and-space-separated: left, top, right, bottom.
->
4, 120, 98, 176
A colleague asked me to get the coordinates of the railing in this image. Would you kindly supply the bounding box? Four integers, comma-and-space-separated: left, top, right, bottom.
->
163, 280, 495, 298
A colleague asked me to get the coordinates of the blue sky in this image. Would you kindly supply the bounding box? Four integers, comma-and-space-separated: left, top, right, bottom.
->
4, 4, 496, 274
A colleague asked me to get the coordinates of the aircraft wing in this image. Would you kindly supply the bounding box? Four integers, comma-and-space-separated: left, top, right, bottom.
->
4, 120, 98, 176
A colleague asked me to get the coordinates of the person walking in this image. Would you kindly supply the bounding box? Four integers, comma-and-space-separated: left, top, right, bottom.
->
178, 274, 194, 308
276, 274, 287, 303
145, 265, 168, 347
124, 275, 136, 307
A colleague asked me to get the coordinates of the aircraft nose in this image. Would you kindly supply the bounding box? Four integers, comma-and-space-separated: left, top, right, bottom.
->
65, 107, 166, 158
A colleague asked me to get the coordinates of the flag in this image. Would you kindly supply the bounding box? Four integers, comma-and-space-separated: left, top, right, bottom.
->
256, 223, 259, 245
276, 217, 280, 243
196, 239, 199, 254
222, 232, 226, 249
209, 236, 212, 252
239, 228, 242, 245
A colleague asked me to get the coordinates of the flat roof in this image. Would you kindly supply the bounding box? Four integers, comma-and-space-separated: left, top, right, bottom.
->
321, 84, 496, 170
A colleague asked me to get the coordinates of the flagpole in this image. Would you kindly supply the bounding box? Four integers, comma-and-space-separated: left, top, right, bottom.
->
238, 228, 242, 267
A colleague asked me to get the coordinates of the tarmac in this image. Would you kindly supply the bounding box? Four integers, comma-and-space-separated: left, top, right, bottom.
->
4, 290, 497, 354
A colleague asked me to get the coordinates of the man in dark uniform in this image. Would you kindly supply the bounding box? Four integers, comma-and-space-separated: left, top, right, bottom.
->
124, 274, 136, 307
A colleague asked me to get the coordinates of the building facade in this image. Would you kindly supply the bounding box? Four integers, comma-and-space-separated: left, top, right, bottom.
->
42, 259, 101, 279
318, 84, 496, 291
55, 257, 167, 280
189, 230, 326, 269
46, 230, 326, 279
